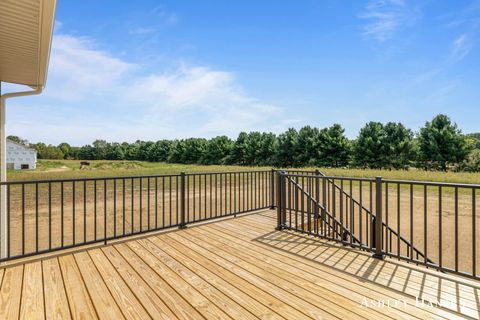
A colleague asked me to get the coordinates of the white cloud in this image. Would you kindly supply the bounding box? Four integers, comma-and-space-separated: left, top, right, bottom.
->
450, 34, 472, 61
8, 34, 291, 144
45, 35, 133, 101
359, 0, 419, 42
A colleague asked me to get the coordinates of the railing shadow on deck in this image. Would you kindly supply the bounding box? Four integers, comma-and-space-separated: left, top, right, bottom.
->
252, 220, 480, 319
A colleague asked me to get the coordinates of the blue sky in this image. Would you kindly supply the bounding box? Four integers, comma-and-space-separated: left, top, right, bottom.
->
4, 0, 480, 145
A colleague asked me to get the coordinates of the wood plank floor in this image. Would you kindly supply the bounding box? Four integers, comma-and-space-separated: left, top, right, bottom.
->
0, 209, 479, 319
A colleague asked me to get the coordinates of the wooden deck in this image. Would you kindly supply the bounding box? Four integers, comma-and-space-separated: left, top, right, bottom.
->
0, 209, 479, 319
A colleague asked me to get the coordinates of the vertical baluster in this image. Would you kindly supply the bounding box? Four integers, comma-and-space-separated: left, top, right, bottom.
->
204, 174, 207, 217
176, 176, 179, 226
219, 174, 222, 216
169, 176, 172, 226
410, 184, 414, 259
61, 182, 64, 248
131, 178, 134, 234
369, 181, 372, 249
94, 180, 97, 240
234, 173, 237, 214
307, 177, 311, 233
349, 180, 353, 246
7, 184, 10, 257
301, 176, 305, 231
83, 180, 86, 244
21, 183, 25, 255
189, 175, 191, 222
424, 185, 428, 264
104, 179, 107, 244
48, 182, 51, 250
155, 177, 158, 229
187, 175, 190, 223
139, 178, 143, 232
122, 178, 125, 236
214, 174, 217, 217
359, 180, 363, 246
397, 183, 401, 258
385, 182, 388, 252
288, 175, 292, 228
35, 183, 39, 253
455, 187, 459, 272
210, 174, 213, 218
114, 179, 117, 238
295, 176, 299, 230
340, 180, 344, 241
438, 186, 442, 269
162, 177, 165, 227
225, 173, 228, 214
473, 188, 476, 277
147, 177, 150, 230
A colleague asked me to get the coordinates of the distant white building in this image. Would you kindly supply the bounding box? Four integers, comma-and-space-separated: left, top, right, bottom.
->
6, 140, 37, 170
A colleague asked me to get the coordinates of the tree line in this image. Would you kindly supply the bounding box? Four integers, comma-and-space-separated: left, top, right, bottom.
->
8, 114, 480, 172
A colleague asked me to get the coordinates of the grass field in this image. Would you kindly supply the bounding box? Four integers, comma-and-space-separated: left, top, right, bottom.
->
8, 159, 480, 184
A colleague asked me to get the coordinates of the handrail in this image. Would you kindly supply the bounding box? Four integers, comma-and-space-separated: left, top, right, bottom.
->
282, 170, 433, 264
315, 170, 434, 264
285, 175, 362, 245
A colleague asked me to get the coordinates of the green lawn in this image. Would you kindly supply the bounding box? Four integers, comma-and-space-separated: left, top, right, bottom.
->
6, 159, 480, 185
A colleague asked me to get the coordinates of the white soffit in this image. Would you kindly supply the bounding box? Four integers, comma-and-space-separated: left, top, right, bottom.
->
0, 0, 57, 88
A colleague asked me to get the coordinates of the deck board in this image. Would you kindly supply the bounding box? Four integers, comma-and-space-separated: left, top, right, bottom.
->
20, 261, 44, 320
88, 249, 151, 319
42, 258, 73, 320
58, 255, 98, 319
234, 213, 480, 318
0, 265, 23, 320
101, 245, 178, 319
0, 209, 479, 319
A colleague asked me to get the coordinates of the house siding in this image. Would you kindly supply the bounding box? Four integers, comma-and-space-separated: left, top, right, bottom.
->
6, 140, 37, 170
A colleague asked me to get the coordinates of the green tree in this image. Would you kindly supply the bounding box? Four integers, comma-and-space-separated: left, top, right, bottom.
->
467, 133, 480, 149
167, 140, 186, 163
243, 132, 263, 165
147, 140, 172, 162
275, 128, 298, 167
294, 126, 320, 167
317, 124, 351, 167
258, 132, 277, 166
203, 136, 234, 165
33, 143, 64, 159
106, 143, 125, 160
7, 135, 29, 145
382, 122, 415, 169
57, 142, 73, 159
463, 149, 480, 172
418, 114, 472, 170
353, 122, 385, 168
231, 132, 248, 165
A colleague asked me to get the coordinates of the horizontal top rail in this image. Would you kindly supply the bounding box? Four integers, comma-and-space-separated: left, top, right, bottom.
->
0, 173, 183, 185
283, 173, 376, 182
187, 169, 272, 175
0, 169, 274, 185
382, 178, 480, 189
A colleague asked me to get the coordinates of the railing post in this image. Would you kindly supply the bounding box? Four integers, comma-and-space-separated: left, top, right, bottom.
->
321, 176, 327, 236
270, 169, 275, 209
276, 171, 285, 230
179, 172, 187, 229
314, 169, 320, 234
373, 176, 384, 259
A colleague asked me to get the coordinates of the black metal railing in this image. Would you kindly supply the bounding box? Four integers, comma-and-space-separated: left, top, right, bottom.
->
276, 171, 480, 280
0, 169, 274, 262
